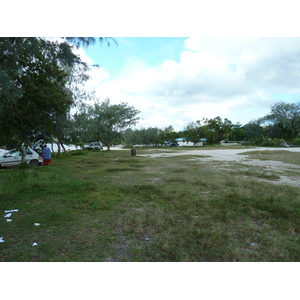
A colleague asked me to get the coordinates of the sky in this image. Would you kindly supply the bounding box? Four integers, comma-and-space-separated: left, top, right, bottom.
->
3, 1, 300, 133
73, 37, 300, 131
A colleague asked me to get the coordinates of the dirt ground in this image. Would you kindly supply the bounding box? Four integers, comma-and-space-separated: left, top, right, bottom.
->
138, 147, 300, 187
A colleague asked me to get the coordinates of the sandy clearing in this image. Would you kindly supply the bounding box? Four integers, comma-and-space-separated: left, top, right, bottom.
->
138, 147, 300, 160
138, 147, 300, 187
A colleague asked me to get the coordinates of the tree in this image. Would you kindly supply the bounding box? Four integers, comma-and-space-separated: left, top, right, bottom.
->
0, 38, 89, 156
162, 125, 179, 144
201, 117, 233, 144
231, 122, 244, 142
88, 98, 140, 150
0, 37, 114, 160
149, 127, 165, 146
183, 120, 202, 146
0, 39, 79, 163
122, 127, 164, 147
243, 122, 264, 145
71, 103, 93, 145
263, 101, 300, 140
65, 37, 117, 49
123, 128, 141, 147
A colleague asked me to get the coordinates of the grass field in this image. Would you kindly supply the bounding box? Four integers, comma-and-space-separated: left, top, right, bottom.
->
0, 148, 299, 261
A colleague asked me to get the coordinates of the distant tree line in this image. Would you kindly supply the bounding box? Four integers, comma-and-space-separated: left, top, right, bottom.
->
122, 101, 300, 147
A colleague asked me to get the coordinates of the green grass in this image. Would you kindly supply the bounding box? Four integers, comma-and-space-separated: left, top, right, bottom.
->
239, 150, 300, 165
0, 148, 299, 261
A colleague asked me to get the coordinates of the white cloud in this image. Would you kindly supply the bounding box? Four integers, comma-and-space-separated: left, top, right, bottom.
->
84, 67, 110, 90
84, 37, 300, 131
71, 47, 110, 90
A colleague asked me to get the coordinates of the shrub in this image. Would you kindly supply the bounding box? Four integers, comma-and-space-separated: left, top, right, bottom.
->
259, 138, 283, 147
59, 150, 88, 157
290, 138, 300, 146
69, 150, 88, 156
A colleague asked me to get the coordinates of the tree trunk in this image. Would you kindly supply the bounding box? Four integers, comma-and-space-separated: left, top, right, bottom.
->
56, 142, 61, 157
60, 142, 66, 152
20, 145, 26, 164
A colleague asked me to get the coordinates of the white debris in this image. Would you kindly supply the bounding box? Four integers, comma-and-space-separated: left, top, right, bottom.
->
32, 242, 38, 246
5, 209, 19, 213
6, 219, 12, 222
34, 223, 40, 226
4, 213, 12, 218
250, 243, 257, 246
0, 237, 4, 243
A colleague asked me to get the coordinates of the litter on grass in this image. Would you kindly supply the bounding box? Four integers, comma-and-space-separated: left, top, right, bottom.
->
6, 219, 12, 222
4, 213, 12, 218
34, 223, 40, 226
5, 209, 19, 213
0, 237, 4, 243
32, 242, 38, 246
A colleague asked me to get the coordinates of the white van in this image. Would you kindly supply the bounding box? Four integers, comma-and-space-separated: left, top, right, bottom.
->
83, 142, 103, 150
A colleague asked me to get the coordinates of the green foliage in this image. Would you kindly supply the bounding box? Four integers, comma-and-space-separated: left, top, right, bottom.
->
242, 122, 263, 144
290, 138, 300, 145
65, 37, 117, 48
162, 125, 179, 143
263, 101, 300, 139
69, 150, 89, 156
231, 122, 244, 141
123, 127, 163, 146
73, 98, 140, 150
200, 117, 233, 144
259, 138, 284, 147
183, 120, 202, 145
0, 37, 89, 149
59, 150, 88, 157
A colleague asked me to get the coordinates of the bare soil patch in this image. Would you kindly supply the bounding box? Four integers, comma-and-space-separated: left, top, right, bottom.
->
138, 147, 300, 187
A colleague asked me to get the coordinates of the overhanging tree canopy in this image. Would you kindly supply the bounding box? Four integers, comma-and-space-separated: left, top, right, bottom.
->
0, 37, 89, 150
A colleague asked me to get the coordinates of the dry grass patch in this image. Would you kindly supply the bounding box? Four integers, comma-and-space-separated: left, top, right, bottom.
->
240, 150, 300, 165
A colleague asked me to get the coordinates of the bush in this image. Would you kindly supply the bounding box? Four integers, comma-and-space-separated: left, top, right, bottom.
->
57, 150, 88, 158
259, 138, 283, 147
290, 138, 300, 146
69, 150, 88, 156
